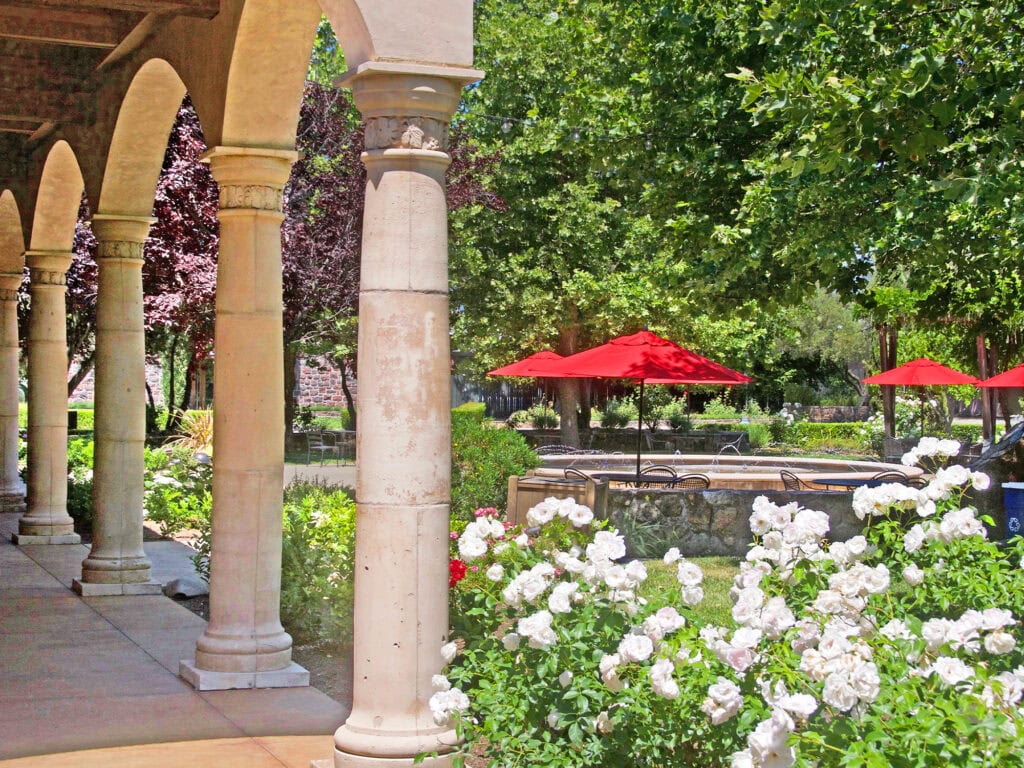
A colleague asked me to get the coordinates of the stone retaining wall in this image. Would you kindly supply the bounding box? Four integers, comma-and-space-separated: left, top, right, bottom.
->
606, 489, 862, 559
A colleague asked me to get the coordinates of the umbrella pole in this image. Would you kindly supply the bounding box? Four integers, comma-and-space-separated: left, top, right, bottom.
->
920, 390, 926, 436
636, 380, 645, 482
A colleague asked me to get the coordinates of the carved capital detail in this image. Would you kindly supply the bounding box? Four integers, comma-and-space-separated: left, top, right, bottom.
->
97, 240, 144, 262
364, 116, 450, 151
0, 288, 17, 302
30, 269, 66, 287
219, 184, 283, 211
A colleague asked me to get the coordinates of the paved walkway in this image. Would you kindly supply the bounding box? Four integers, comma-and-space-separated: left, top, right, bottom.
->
0, 512, 348, 767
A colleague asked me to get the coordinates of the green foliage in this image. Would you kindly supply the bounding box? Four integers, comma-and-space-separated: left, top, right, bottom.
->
164, 409, 213, 454
452, 402, 488, 422
280, 481, 357, 646
701, 394, 740, 421
144, 449, 213, 576
525, 402, 559, 429
662, 399, 692, 431
598, 397, 637, 429
451, 410, 540, 522
66, 438, 94, 529
783, 382, 819, 407
745, 422, 770, 450
444, 454, 1024, 767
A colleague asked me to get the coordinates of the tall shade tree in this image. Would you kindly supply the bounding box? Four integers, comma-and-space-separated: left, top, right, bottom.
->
726, 0, 1024, 362
452, 0, 775, 444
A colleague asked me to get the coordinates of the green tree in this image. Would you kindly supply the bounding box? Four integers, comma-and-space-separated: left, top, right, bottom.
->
453, 0, 775, 444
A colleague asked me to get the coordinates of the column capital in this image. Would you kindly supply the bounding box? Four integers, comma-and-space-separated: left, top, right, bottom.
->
201, 146, 297, 213
0, 271, 21, 299
26, 250, 72, 284
341, 63, 482, 153
91, 214, 155, 253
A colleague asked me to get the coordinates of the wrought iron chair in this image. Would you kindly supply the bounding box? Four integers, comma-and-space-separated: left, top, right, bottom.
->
675, 473, 710, 490
306, 432, 340, 465
563, 468, 592, 482
638, 464, 678, 488
780, 469, 813, 491
870, 470, 910, 484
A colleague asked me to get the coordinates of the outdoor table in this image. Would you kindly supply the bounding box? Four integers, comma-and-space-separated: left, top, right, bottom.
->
327, 430, 356, 463
810, 477, 885, 491
593, 472, 680, 489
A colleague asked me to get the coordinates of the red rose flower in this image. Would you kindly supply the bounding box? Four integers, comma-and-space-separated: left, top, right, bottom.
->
449, 558, 468, 587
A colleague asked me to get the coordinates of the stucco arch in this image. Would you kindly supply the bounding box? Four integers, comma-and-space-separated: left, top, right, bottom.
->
0, 191, 25, 274
30, 141, 84, 253
97, 59, 188, 218
319, 0, 475, 70
219, 0, 322, 149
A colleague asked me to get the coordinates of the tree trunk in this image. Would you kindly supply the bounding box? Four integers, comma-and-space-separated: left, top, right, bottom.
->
144, 379, 159, 434
977, 335, 995, 444
283, 344, 298, 439
878, 324, 897, 438
556, 319, 581, 447
556, 378, 581, 448
339, 358, 357, 427
67, 350, 95, 398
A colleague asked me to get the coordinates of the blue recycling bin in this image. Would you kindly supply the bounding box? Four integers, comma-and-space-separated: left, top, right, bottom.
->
1002, 482, 1024, 539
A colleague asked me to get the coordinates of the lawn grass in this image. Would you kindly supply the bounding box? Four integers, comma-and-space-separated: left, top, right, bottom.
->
642, 556, 740, 626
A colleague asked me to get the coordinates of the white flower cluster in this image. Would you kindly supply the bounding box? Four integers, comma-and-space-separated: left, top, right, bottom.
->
901, 436, 961, 467
904, 506, 988, 553
921, 608, 1016, 655
665, 547, 706, 605
852, 482, 926, 521
525, 495, 594, 529
428, 674, 470, 726
457, 512, 508, 562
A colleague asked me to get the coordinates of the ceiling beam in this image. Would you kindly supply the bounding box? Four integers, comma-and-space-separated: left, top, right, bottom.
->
0, 6, 138, 48
3, 1, 218, 18
0, 86, 85, 123
0, 119, 37, 134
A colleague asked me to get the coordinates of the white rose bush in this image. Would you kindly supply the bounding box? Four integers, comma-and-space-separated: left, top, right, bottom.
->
440, 441, 1024, 767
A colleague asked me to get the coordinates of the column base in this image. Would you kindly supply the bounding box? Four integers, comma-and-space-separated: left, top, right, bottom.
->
317, 750, 456, 768
12, 531, 81, 545
179, 659, 310, 691
72, 579, 163, 596
0, 491, 25, 513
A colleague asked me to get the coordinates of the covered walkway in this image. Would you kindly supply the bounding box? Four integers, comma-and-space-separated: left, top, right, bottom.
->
0, 511, 347, 766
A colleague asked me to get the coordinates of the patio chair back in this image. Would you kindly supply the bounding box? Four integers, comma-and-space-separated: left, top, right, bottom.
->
675, 473, 710, 490
780, 470, 808, 491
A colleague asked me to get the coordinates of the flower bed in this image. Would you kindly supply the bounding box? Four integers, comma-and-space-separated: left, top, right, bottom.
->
438, 439, 1024, 767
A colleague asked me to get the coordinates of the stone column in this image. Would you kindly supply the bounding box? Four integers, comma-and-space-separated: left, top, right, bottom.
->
73, 215, 160, 595
180, 146, 308, 690
329, 63, 480, 768
14, 251, 79, 544
0, 272, 26, 513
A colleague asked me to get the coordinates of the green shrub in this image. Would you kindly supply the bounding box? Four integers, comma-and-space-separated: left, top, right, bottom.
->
451, 410, 540, 522
452, 402, 487, 422
525, 402, 559, 429
783, 382, 820, 406
599, 398, 637, 428
144, 449, 213, 576
279, 481, 357, 646
746, 422, 770, 450
951, 423, 982, 445
700, 394, 739, 420
506, 409, 530, 427
66, 438, 94, 529
661, 399, 692, 431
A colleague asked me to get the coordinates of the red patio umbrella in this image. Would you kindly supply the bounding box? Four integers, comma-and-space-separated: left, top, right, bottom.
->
550, 330, 752, 480
977, 362, 1024, 389
487, 350, 565, 377
863, 357, 980, 434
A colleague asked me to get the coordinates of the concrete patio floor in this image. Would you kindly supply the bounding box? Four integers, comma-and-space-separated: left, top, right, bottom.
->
0, 511, 349, 767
